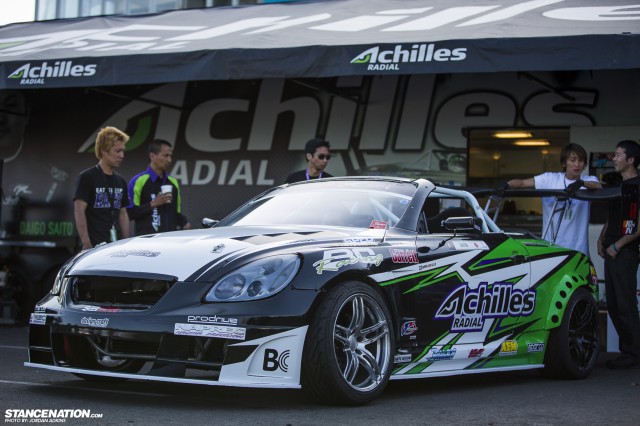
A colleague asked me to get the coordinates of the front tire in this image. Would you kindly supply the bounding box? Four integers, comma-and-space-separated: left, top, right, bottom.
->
544, 288, 599, 379
302, 281, 394, 405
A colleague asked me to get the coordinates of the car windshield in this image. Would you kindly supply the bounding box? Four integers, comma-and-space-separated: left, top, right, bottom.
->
220, 179, 416, 229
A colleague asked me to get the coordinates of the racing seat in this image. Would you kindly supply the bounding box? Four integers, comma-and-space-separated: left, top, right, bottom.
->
427, 207, 483, 234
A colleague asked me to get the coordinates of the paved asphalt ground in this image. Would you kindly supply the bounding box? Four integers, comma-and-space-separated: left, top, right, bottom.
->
1, 325, 639, 426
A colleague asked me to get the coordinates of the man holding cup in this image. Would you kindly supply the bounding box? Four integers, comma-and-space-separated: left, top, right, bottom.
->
127, 139, 191, 235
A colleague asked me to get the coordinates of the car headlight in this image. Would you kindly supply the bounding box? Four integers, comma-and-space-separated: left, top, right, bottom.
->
50, 268, 65, 295
204, 254, 300, 302
50, 249, 90, 295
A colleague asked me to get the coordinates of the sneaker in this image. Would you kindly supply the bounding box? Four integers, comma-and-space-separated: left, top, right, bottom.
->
606, 354, 640, 370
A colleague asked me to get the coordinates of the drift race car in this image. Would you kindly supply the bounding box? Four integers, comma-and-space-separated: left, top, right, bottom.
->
26, 177, 600, 405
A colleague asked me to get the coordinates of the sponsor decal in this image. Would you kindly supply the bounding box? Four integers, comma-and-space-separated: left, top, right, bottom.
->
221, 326, 307, 383
419, 262, 436, 271
468, 348, 484, 358
174, 323, 246, 340
435, 282, 536, 332
80, 306, 121, 312
590, 265, 598, 285
351, 44, 467, 72
313, 248, 383, 274
8, 61, 97, 86
210, 243, 225, 253
369, 220, 388, 229
80, 317, 109, 328
448, 240, 490, 251
427, 348, 457, 361
263, 348, 290, 373
400, 320, 418, 336
187, 315, 238, 325
285, 239, 315, 245
500, 340, 518, 356
624, 219, 637, 235
29, 313, 46, 325
394, 353, 412, 364
527, 343, 545, 353
390, 248, 419, 264
110, 249, 160, 257
343, 237, 375, 244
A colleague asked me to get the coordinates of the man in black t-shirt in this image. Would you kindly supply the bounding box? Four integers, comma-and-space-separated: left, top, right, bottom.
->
597, 139, 640, 370
284, 138, 333, 184
73, 126, 130, 250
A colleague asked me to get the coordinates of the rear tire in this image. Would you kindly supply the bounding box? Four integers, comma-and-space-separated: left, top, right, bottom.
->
544, 288, 599, 379
302, 281, 394, 405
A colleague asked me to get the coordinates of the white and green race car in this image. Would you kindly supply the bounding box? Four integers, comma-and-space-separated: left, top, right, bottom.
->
26, 177, 600, 405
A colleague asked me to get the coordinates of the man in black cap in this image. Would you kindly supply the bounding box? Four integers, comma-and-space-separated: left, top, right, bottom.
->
284, 138, 333, 184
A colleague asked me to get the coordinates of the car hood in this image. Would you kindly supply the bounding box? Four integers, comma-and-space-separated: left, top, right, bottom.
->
70, 225, 387, 281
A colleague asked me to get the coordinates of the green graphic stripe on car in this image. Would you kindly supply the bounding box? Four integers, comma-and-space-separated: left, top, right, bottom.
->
468, 241, 522, 271
406, 361, 432, 374
379, 265, 453, 287
405, 270, 464, 294
529, 251, 588, 291
484, 317, 540, 346
499, 274, 527, 285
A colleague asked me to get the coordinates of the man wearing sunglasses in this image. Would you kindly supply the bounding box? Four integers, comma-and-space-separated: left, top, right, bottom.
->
284, 138, 333, 184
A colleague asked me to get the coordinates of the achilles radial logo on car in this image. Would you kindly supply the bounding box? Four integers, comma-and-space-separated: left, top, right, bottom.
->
435, 282, 536, 332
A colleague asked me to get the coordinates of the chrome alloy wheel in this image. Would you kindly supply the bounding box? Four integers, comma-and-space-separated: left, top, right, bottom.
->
332, 293, 392, 392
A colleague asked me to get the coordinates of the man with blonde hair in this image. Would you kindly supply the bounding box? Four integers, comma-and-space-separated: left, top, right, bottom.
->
73, 126, 130, 250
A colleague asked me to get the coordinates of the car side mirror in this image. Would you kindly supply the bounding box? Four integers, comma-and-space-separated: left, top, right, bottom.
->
442, 216, 481, 232
202, 218, 220, 228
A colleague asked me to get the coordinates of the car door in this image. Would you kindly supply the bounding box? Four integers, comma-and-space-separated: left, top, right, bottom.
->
393, 202, 532, 370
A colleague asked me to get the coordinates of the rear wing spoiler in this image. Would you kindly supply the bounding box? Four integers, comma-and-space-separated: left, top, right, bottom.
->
437, 186, 622, 201
494, 187, 621, 201
481, 187, 627, 245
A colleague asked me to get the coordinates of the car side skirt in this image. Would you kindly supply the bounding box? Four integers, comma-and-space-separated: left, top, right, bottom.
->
389, 364, 544, 381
